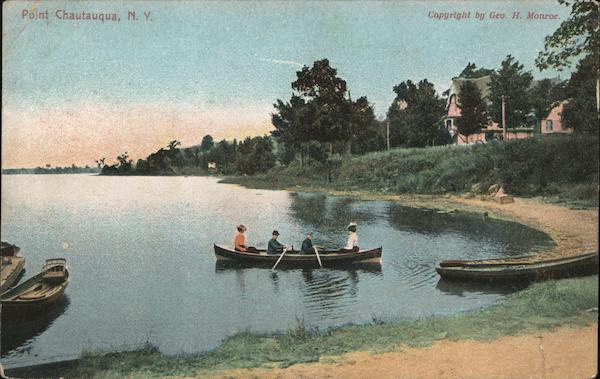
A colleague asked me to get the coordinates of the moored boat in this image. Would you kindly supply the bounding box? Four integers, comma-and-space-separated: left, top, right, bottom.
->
436, 251, 599, 282
214, 244, 382, 266
1, 242, 26, 294
1, 258, 70, 317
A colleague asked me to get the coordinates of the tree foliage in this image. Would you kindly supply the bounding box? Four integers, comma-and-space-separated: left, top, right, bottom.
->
535, 0, 599, 71
271, 59, 378, 163
200, 135, 215, 151
387, 79, 448, 147
455, 81, 489, 142
488, 55, 533, 128
562, 54, 599, 133
458, 62, 494, 79
528, 78, 566, 120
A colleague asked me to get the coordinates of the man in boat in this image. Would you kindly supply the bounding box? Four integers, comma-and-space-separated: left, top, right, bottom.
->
234, 224, 248, 252
267, 230, 286, 255
300, 232, 316, 254
340, 222, 359, 253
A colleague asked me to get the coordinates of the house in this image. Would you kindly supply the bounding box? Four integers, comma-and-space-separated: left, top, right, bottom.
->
443, 76, 569, 144
540, 100, 572, 135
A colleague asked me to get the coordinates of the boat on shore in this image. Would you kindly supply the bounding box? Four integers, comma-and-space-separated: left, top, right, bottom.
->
1, 242, 26, 294
214, 244, 382, 266
436, 251, 599, 282
1, 258, 70, 317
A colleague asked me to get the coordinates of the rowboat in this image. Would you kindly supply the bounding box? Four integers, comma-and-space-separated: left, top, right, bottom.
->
1, 242, 26, 294
436, 251, 599, 282
1, 258, 70, 317
214, 244, 382, 266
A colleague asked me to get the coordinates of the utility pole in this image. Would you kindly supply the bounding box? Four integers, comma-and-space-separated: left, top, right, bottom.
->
501, 95, 507, 141
386, 121, 390, 151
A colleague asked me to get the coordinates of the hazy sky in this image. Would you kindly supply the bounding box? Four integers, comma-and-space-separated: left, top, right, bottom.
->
2, 1, 572, 168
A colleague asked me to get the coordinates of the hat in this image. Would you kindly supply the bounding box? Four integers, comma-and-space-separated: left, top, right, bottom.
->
237, 224, 246, 232
347, 222, 357, 229
272, 230, 280, 236
307, 232, 313, 237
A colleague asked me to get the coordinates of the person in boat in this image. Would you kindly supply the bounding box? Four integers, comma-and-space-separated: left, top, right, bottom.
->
300, 232, 315, 254
340, 222, 359, 253
234, 224, 248, 252
267, 230, 286, 255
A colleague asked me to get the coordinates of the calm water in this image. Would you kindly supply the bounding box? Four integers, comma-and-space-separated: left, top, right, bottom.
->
0, 175, 553, 367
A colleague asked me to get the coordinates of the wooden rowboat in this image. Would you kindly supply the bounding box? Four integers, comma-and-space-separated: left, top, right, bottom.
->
436, 251, 599, 282
1, 242, 26, 294
1, 258, 70, 317
214, 244, 382, 266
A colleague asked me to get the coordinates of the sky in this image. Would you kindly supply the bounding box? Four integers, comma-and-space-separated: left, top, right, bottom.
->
2, 0, 573, 168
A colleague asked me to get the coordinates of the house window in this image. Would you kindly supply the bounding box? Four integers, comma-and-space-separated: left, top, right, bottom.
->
446, 119, 452, 128
545, 120, 553, 131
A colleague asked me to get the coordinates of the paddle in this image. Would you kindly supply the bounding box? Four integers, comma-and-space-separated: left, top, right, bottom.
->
314, 246, 323, 268
271, 247, 288, 272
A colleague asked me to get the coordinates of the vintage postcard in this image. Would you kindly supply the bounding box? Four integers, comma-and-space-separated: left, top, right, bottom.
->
1, 0, 598, 378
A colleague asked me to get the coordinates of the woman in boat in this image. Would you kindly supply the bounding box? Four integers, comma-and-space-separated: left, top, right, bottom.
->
300, 232, 315, 254
340, 222, 359, 253
234, 225, 248, 252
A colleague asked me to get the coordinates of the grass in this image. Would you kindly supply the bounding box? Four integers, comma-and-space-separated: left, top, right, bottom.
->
30, 275, 598, 378
222, 135, 599, 207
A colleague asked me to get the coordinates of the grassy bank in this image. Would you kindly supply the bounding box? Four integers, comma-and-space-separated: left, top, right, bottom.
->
16, 276, 597, 378
222, 135, 599, 207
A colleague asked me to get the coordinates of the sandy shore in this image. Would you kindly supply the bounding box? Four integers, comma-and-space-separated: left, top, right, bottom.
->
194, 196, 598, 379
203, 324, 597, 379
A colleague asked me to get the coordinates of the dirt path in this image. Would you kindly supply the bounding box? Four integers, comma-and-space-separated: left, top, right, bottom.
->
202, 324, 597, 379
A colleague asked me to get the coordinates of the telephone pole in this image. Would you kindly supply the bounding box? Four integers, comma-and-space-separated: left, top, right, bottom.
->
386, 121, 390, 151
501, 95, 507, 141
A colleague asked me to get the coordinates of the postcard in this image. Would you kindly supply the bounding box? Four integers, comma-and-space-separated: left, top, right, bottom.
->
1, 1, 598, 378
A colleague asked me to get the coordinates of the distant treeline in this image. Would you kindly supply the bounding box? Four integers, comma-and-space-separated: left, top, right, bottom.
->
2, 165, 100, 175
98, 136, 276, 176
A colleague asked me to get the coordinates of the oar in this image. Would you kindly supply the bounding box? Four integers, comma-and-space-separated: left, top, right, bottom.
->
271, 247, 288, 272
314, 246, 323, 268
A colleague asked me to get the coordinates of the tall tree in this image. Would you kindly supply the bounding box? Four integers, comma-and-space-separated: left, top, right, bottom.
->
561, 54, 599, 133
271, 59, 376, 162
200, 135, 214, 151
488, 55, 533, 129
387, 79, 447, 147
455, 81, 489, 143
528, 78, 566, 121
536, 0, 599, 114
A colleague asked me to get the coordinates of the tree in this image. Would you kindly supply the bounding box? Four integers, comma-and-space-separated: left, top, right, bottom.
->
271, 59, 376, 163
458, 62, 494, 79
200, 135, 214, 151
561, 54, 599, 133
528, 78, 566, 121
536, 0, 599, 114
235, 136, 276, 175
488, 55, 533, 128
455, 81, 489, 143
387, 79, 447, 147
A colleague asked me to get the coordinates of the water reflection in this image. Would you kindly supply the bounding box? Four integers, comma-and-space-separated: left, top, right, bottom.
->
1, 295, 70, 356
435, 280, 527, 297
387, 205, 553, 255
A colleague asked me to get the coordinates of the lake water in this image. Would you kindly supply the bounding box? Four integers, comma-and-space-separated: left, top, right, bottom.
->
0, 174, 553, 368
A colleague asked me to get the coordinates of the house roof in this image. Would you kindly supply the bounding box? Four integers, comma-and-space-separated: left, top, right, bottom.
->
447, 76, 491, 108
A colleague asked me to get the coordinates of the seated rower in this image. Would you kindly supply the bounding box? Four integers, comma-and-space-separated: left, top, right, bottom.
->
234, 224, 248, 252
340, 222, 359, 253
267, 230, 286, 255
300, 232, 315, 254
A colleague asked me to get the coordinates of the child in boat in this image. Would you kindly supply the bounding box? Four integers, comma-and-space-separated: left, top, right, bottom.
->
267, 230, 286, 255
234, 224, 248, 252
301, 232, 316, 254
340, 222, 359, 253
